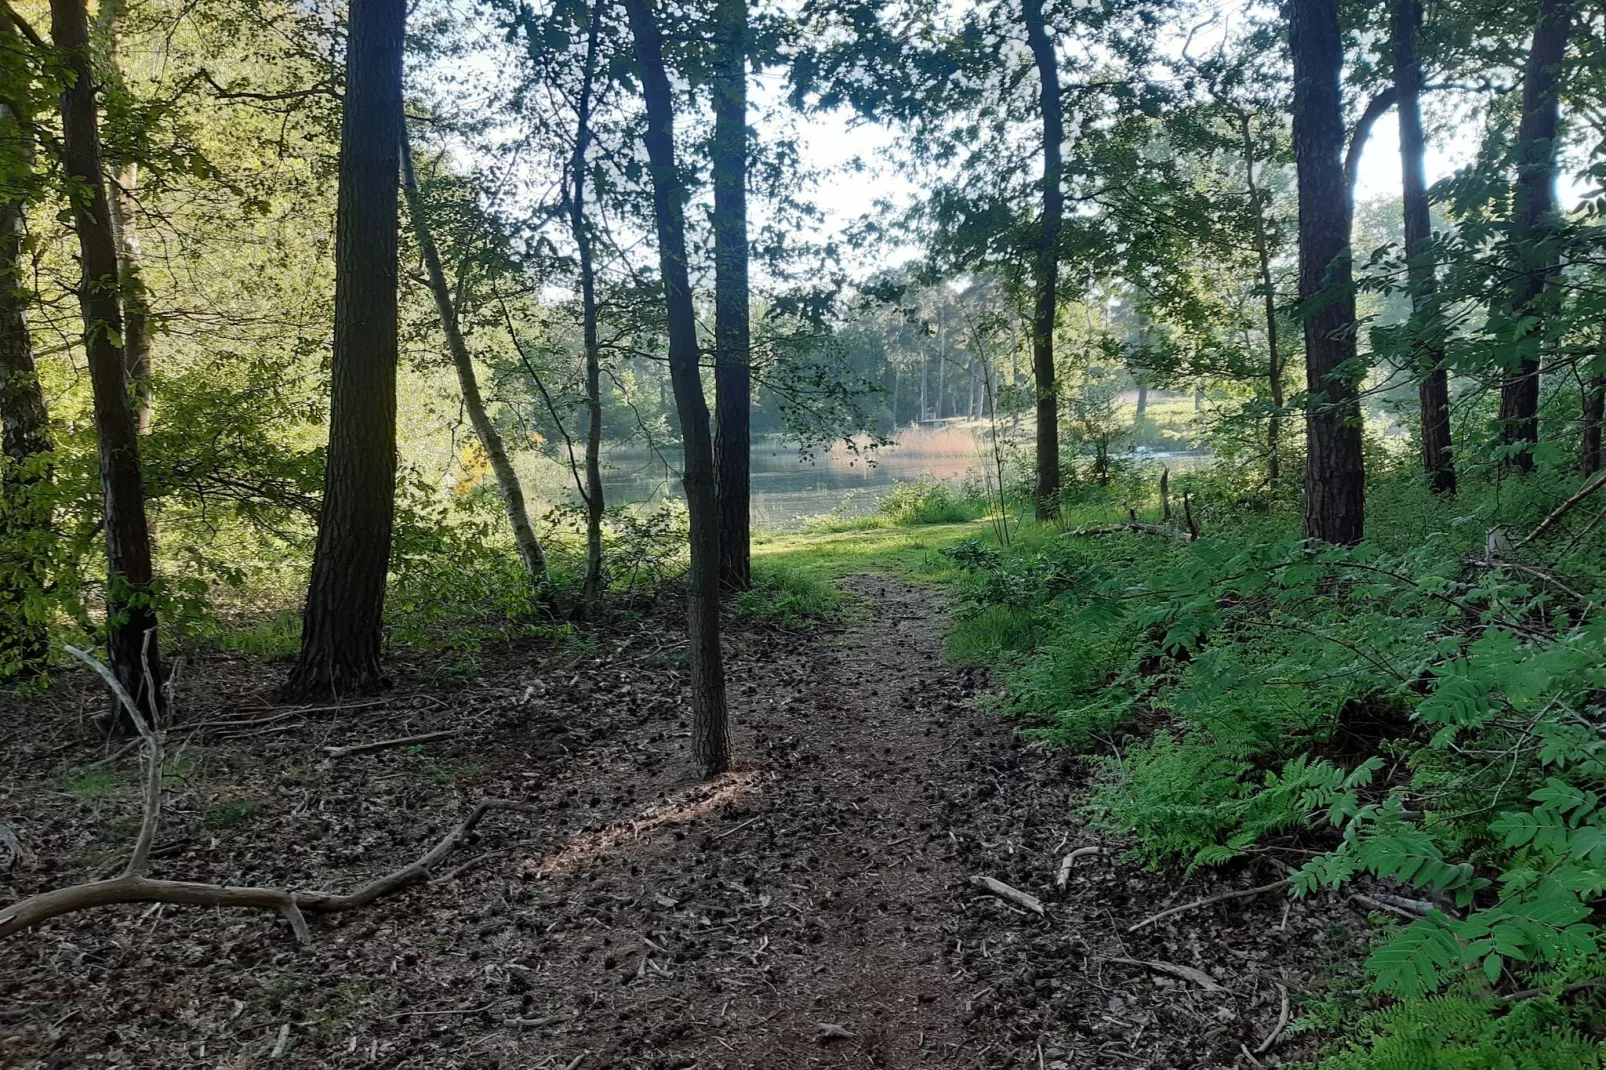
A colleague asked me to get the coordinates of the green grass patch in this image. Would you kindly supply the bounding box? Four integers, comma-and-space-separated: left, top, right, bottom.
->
61, 767, 126, 799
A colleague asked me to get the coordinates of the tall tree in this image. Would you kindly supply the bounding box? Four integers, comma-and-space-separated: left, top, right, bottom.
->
1290, 0, 1365, 545
1392, 0, 1455, 492
1497, 0, 1572, 472
622, 0, 731, 778
1584, 321, 1604, 476
1022, 0, 1062, 521
285, 0, 405, 698
568, 2, 607, 610
96, 0, 153, 435
1238, 110, 1286, 499
401, 128, 548, 589
0, 10, 52, 680
712, 0, 752, 590
50, 0, 164, 723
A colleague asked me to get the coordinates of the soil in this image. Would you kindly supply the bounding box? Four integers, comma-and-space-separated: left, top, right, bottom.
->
1, 576, 1369, 1070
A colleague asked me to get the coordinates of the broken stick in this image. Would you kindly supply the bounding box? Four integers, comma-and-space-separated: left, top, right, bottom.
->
323, 729, 464, 758
970, 875, 1045, 915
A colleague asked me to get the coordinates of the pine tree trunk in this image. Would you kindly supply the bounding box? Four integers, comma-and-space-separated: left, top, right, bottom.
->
50, 0, 164, 726
285, 0, 405, 699
1498, 0, 1571, 472
0, 23, 52, 681
1022, 0, 1061, 521
570, 3, 606, 610
1134, 380, 1148, 421
1290, 0, 1365, 545
1583, 321, 1605, 476
1392, 0, 1455, 493
624, 0, 730, 779
97, 0, 153, 436
712, 0, 751, 592
401, 130, 548, 589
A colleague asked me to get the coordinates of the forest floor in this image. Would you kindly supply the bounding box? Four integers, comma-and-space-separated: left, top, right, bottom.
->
1, 568, 1369, 1070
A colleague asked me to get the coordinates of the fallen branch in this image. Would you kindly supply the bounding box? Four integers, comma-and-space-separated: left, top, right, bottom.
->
1126, 879, 1291, 933
1350, 892, 1422, 921
970, 875, 1045, 915
323, 729, 465, 758
1105, 956, 1224, 992
1516, 471, 1606, 549
2, 648, 541, 944
1254, 984, 1290, 1054
1055, 846, 1110, 889
1500, 977, 1603, 1004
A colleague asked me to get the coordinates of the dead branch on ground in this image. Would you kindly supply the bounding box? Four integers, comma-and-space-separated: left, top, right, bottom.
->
1126, 878, 1291, 933
0, 647, 538, 944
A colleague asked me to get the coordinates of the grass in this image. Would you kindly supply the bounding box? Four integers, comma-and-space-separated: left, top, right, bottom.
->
751, 520, 994, 591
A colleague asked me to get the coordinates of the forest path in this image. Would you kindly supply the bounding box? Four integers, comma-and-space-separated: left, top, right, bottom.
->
2, 575, 1325, 1070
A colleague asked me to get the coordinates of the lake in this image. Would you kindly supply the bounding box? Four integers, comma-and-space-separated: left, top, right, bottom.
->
591, 425, 986, 531
546, 422, 1212, 532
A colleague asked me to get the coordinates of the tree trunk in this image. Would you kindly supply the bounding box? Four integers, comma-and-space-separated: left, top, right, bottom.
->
570, 3, 606, 609
712, 0, 751, 592
1134, 380, 1148, 422
1498, 0, 1571, 472
401, 130, 548, 589
1240, 112, 1285, 499
624, 0, 731, 779
919, 338, 928, 422
1583, 321, 1605, 476
50, 0, 164, 726
97, 0, 153, 436
285, 0, 405, 698
0, 19, 52, 680
1391, 0, 1455, 493
1290, 0, 1365, 545
1023, 0, 1062, 521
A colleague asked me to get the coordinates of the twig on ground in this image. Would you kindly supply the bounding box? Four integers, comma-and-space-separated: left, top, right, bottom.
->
1254, 984, 1290, 1054
969, 875, 1045, 915
323, 729, 465, 758
1371, 892, 1433, 917
712, 816, 763, 840
503, 1014, 570, 1028
1106, 957, 1225, 992
1126, 879, 1291, 933
1350, 893, 1420, 921
1056, 846, 1110, 888
1240, 1043, 1265, 1068
1500, 978, 1602, 1003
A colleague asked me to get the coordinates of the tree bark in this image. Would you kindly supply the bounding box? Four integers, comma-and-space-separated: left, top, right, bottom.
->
1583, 320, 1604, 476
570, 3, 606, 610
1239, 112, 1284, 499
1392, 0, 1455, 493
0, 16, 52, 680
1498, 0, 1571, 472
50, 0, 164, 725
285, 0, 405, 698
1290, 0, 1365, 545
1022, 0, 1062, 521
623, 0, 731, 779
96, 0, 152, 436
401, 130, 548, 589
712, 0, 751, 592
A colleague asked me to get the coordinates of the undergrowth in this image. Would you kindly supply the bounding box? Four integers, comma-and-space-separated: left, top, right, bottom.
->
937, 463, 1606, 1067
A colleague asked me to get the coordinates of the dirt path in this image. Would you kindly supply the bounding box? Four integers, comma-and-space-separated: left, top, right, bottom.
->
2, 577, 1351, 1069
